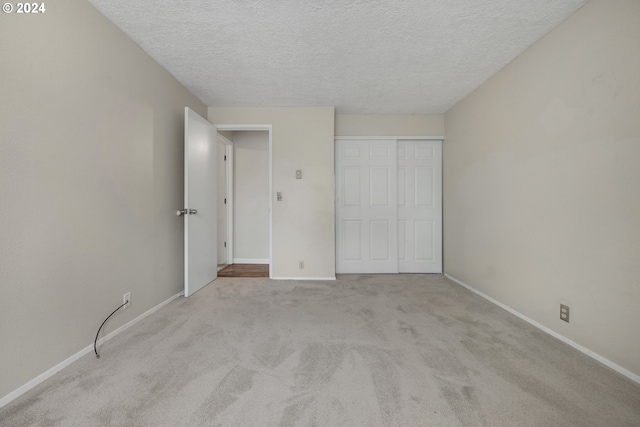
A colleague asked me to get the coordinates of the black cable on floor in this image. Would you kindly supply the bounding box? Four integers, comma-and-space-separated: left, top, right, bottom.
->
94, 300, 128, 359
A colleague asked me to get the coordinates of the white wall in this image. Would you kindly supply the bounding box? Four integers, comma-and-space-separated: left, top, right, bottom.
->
0, 0, 206, 400
209, 107, 336, 279
335, 114, 444, 137
233, 131, 270, 262
444, 0, 640, 378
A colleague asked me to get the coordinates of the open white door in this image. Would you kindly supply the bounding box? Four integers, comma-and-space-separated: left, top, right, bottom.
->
182, 107, 217, 297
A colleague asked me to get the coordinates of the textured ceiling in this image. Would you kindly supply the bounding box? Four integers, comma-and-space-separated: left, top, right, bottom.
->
87, 0, 588, 114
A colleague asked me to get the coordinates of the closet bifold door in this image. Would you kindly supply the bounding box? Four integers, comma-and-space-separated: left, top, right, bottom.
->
336, 139, 398, 273
397, 140, 442, 273
336, 139, 442, 274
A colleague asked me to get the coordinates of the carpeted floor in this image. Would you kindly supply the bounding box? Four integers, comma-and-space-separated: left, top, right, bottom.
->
2, 275, 639, 426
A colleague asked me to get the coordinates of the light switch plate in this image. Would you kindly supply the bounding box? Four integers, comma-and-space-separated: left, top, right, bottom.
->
277, 192, 283, 201
296, 170, 302, 179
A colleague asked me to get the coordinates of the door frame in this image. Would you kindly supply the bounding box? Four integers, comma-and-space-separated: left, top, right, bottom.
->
216, 132, 233, 268
217, 124, 273, 279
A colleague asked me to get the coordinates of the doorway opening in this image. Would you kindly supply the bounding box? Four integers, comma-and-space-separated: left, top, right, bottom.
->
216, 125, 273, 279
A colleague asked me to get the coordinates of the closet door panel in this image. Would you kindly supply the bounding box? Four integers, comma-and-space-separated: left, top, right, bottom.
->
336, 140, 398, 273
398, 140, 442, 273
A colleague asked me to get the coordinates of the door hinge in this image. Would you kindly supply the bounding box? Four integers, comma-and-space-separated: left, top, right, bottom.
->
224, 155, 227, 161
224, 198, 227, 204
224, 242, 227, 248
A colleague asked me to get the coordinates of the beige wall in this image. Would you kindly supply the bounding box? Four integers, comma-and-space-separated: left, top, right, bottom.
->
209, 107, 336, 279
218, 130, 234, 141
444, 0, 640, 377
0, 0, 206, 400
335, 114, 444, 137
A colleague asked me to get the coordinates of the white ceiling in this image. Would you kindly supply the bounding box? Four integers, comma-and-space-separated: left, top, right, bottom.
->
87, 0, 588, 114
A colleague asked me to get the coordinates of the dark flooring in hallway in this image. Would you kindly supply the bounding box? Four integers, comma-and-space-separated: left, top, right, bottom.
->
218, 264, 269, 278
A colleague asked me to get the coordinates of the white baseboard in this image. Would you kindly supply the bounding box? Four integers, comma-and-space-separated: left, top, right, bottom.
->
233, 258, 269, 264
0, 291, 183, 409
444, 274, 640, 385
271, 277, 337, 281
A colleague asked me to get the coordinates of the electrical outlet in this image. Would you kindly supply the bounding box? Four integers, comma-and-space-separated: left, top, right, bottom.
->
299, 260, 304, 269
296, 169, 302, 179
560, 304, 569, 323
123, 292, 131, 310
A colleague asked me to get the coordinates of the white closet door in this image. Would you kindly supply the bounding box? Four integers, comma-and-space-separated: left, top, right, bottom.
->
397, 140, 442, 273
336, 140, 398, 273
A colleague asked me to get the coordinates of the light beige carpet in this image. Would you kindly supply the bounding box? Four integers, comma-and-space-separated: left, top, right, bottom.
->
2, 275, 639, 426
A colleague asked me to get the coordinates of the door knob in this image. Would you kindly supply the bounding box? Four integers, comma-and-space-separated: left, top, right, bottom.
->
177, 208, 198, 216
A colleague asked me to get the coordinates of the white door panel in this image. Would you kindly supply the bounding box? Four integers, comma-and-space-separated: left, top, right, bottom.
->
336, 140, 397, 273
370, 220, 392, 261
343, 167, 361, 206
398, 140, 442, 273
184, 108, 217, 297
343, 220, 362, 261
